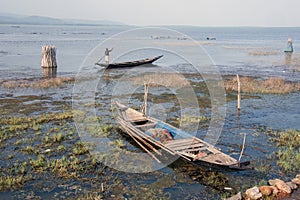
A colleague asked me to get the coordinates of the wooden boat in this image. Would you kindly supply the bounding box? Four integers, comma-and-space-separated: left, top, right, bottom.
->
114, 101, 252, 171
95, 55, 163, 68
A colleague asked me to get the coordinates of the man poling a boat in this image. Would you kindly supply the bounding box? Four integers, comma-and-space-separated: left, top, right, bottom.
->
96, 48, 114, 65
104, 47, 113, 64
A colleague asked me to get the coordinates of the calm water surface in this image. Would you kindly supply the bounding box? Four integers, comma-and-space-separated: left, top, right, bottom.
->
0, 24, 299, 199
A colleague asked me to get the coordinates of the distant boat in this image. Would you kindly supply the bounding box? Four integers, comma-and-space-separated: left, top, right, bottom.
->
206, 37, 216, 41
95, 55, 163, 68
114, 101, 252, 171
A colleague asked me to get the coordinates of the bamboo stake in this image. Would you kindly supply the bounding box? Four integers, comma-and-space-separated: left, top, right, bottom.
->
41, 45, 57, 68
237, 74, 241, 110
238, 133, 247, 162
142, 83, 148, 116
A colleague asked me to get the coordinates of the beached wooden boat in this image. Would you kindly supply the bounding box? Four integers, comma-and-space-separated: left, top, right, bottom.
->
114, 101, 252, 171
95, 55, 163, 68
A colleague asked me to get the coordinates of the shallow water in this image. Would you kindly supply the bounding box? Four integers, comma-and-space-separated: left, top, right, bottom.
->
0, 24, 299, 199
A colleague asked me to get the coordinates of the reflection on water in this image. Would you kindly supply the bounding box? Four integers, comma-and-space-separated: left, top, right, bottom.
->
42, 67, 57, 78
284, 52, 292, 65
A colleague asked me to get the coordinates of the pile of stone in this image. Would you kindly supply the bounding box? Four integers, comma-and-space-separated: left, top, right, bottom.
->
226, 174, 300, 200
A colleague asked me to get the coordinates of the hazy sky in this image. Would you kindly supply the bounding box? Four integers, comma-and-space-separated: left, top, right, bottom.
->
1, 0, 300, 26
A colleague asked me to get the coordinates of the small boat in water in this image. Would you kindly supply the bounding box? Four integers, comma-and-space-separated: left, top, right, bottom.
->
114, 101, 252, 171
95, 55, 163, 68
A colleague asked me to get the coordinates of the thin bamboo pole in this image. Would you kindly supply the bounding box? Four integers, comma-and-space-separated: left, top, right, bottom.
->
121, 124, 161, 163
238, 133, 247, 162
142, 83, 148, 116
118, 118, 176, 155
118, 119, 161, 155
129, 132, 161, 163
237, 74, 241, 110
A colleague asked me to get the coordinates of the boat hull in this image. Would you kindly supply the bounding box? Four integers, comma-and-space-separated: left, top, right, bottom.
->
114, 101, 252, 171
96, 55, 163, 68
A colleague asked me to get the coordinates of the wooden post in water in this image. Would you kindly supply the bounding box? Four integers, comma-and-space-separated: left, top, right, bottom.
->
41, 45, 57, 68
238, 132, 247, 162
142, 82, 149, 116
237, 74, 241, 111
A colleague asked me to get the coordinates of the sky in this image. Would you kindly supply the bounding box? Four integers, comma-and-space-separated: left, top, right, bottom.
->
1, 0, 300, 27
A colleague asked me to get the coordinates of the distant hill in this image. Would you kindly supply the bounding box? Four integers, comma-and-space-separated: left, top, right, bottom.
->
0, 13, 125, 26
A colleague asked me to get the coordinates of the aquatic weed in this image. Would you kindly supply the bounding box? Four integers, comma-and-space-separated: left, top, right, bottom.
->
248, 50, 279, 56
57, 145, 65, 152
0, 111, 73, 142
72, 141, 89, 155
0, 175, 28, 191
267, 129, 300, 173
224, 76, 300, 94
110, 139, 126, 149
30, 155, 46, 170
0, 77, 75, 89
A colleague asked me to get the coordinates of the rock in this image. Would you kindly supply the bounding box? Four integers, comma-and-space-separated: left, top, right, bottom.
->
268, 179, 276, 186
286, 181, 298, 190
271, 186, 279, 195
226, 192, 242, 200
276, 191, 290, 199
245, 186, 262, 200
292, 178, 300, 185
268, 179, 292, 194
259, 186, 273, 196
259, 186, 279, 196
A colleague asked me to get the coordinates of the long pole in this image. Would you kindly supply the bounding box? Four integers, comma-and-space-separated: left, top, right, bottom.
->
118, 119, 161, 155
121, 123, 161, 163
238, 133, 247, 162
96, 55, 105, 64
237, 74, 241, 111
143, 83, 148, 116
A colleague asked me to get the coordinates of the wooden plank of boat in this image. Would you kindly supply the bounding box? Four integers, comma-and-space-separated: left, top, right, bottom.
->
95, 55, 163, 68
165, 139, 204, 148
165, 138, 198, 145
167, 143, 205, 151
114, 101, 252, 171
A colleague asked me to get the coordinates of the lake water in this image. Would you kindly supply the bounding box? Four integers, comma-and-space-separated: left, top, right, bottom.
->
0, 24, 299, 199
1, 24, 300, 79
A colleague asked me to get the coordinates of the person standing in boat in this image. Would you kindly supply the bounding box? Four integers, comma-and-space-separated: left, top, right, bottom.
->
105, 48, 113, 64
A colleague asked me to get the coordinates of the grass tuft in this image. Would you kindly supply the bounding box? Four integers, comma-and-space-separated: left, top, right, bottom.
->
267, 129, 300, 172
248, 50, 279, 56
0, 77, 74, 89
224, 76, 300, 94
